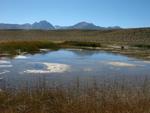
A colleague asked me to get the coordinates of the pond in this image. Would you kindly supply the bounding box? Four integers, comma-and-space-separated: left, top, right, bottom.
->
0, 49, 150, 89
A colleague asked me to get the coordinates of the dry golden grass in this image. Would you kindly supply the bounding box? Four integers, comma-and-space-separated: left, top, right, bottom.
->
0, 76, 150, 113
0, 28, 150, 45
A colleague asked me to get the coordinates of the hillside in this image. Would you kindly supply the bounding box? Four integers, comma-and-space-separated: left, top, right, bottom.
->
0, 28, 150, 46
0, 21, 120, 30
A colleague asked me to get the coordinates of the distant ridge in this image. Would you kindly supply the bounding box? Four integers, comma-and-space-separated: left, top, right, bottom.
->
32, 20, 54, 30
55, 21, 121, 30
69, 22, 101, 30
0, 20, 54, 30
0, 20, 121, 30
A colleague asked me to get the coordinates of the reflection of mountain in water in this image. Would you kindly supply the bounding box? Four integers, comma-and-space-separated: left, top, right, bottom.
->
70, 49, 99, 57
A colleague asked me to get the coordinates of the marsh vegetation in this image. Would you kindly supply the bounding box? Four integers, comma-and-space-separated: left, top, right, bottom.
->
1, 76, 150, 113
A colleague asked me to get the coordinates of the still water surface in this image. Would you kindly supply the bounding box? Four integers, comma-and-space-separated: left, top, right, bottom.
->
0, 49, 150, 88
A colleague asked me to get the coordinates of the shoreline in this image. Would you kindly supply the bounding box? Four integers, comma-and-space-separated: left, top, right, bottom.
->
0, 41, 149, 60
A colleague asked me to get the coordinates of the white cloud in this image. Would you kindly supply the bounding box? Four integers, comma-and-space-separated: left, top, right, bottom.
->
15, 55, 28, 59
24, 62, 70, 74
106, 61, 136, 67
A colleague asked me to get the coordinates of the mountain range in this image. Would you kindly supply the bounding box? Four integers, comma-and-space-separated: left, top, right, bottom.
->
0, 20, 121, 30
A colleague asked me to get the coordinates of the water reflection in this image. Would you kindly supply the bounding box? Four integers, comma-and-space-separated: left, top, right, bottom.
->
0, 49, 150, 89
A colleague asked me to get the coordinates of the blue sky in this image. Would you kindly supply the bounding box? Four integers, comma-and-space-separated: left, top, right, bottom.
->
0, 0, 150, 28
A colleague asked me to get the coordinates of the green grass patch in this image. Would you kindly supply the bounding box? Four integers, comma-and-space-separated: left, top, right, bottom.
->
0, 41, 59, 54
0, 41, 102, 54
63, 41, 101, 47
133, 44, 150, 49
